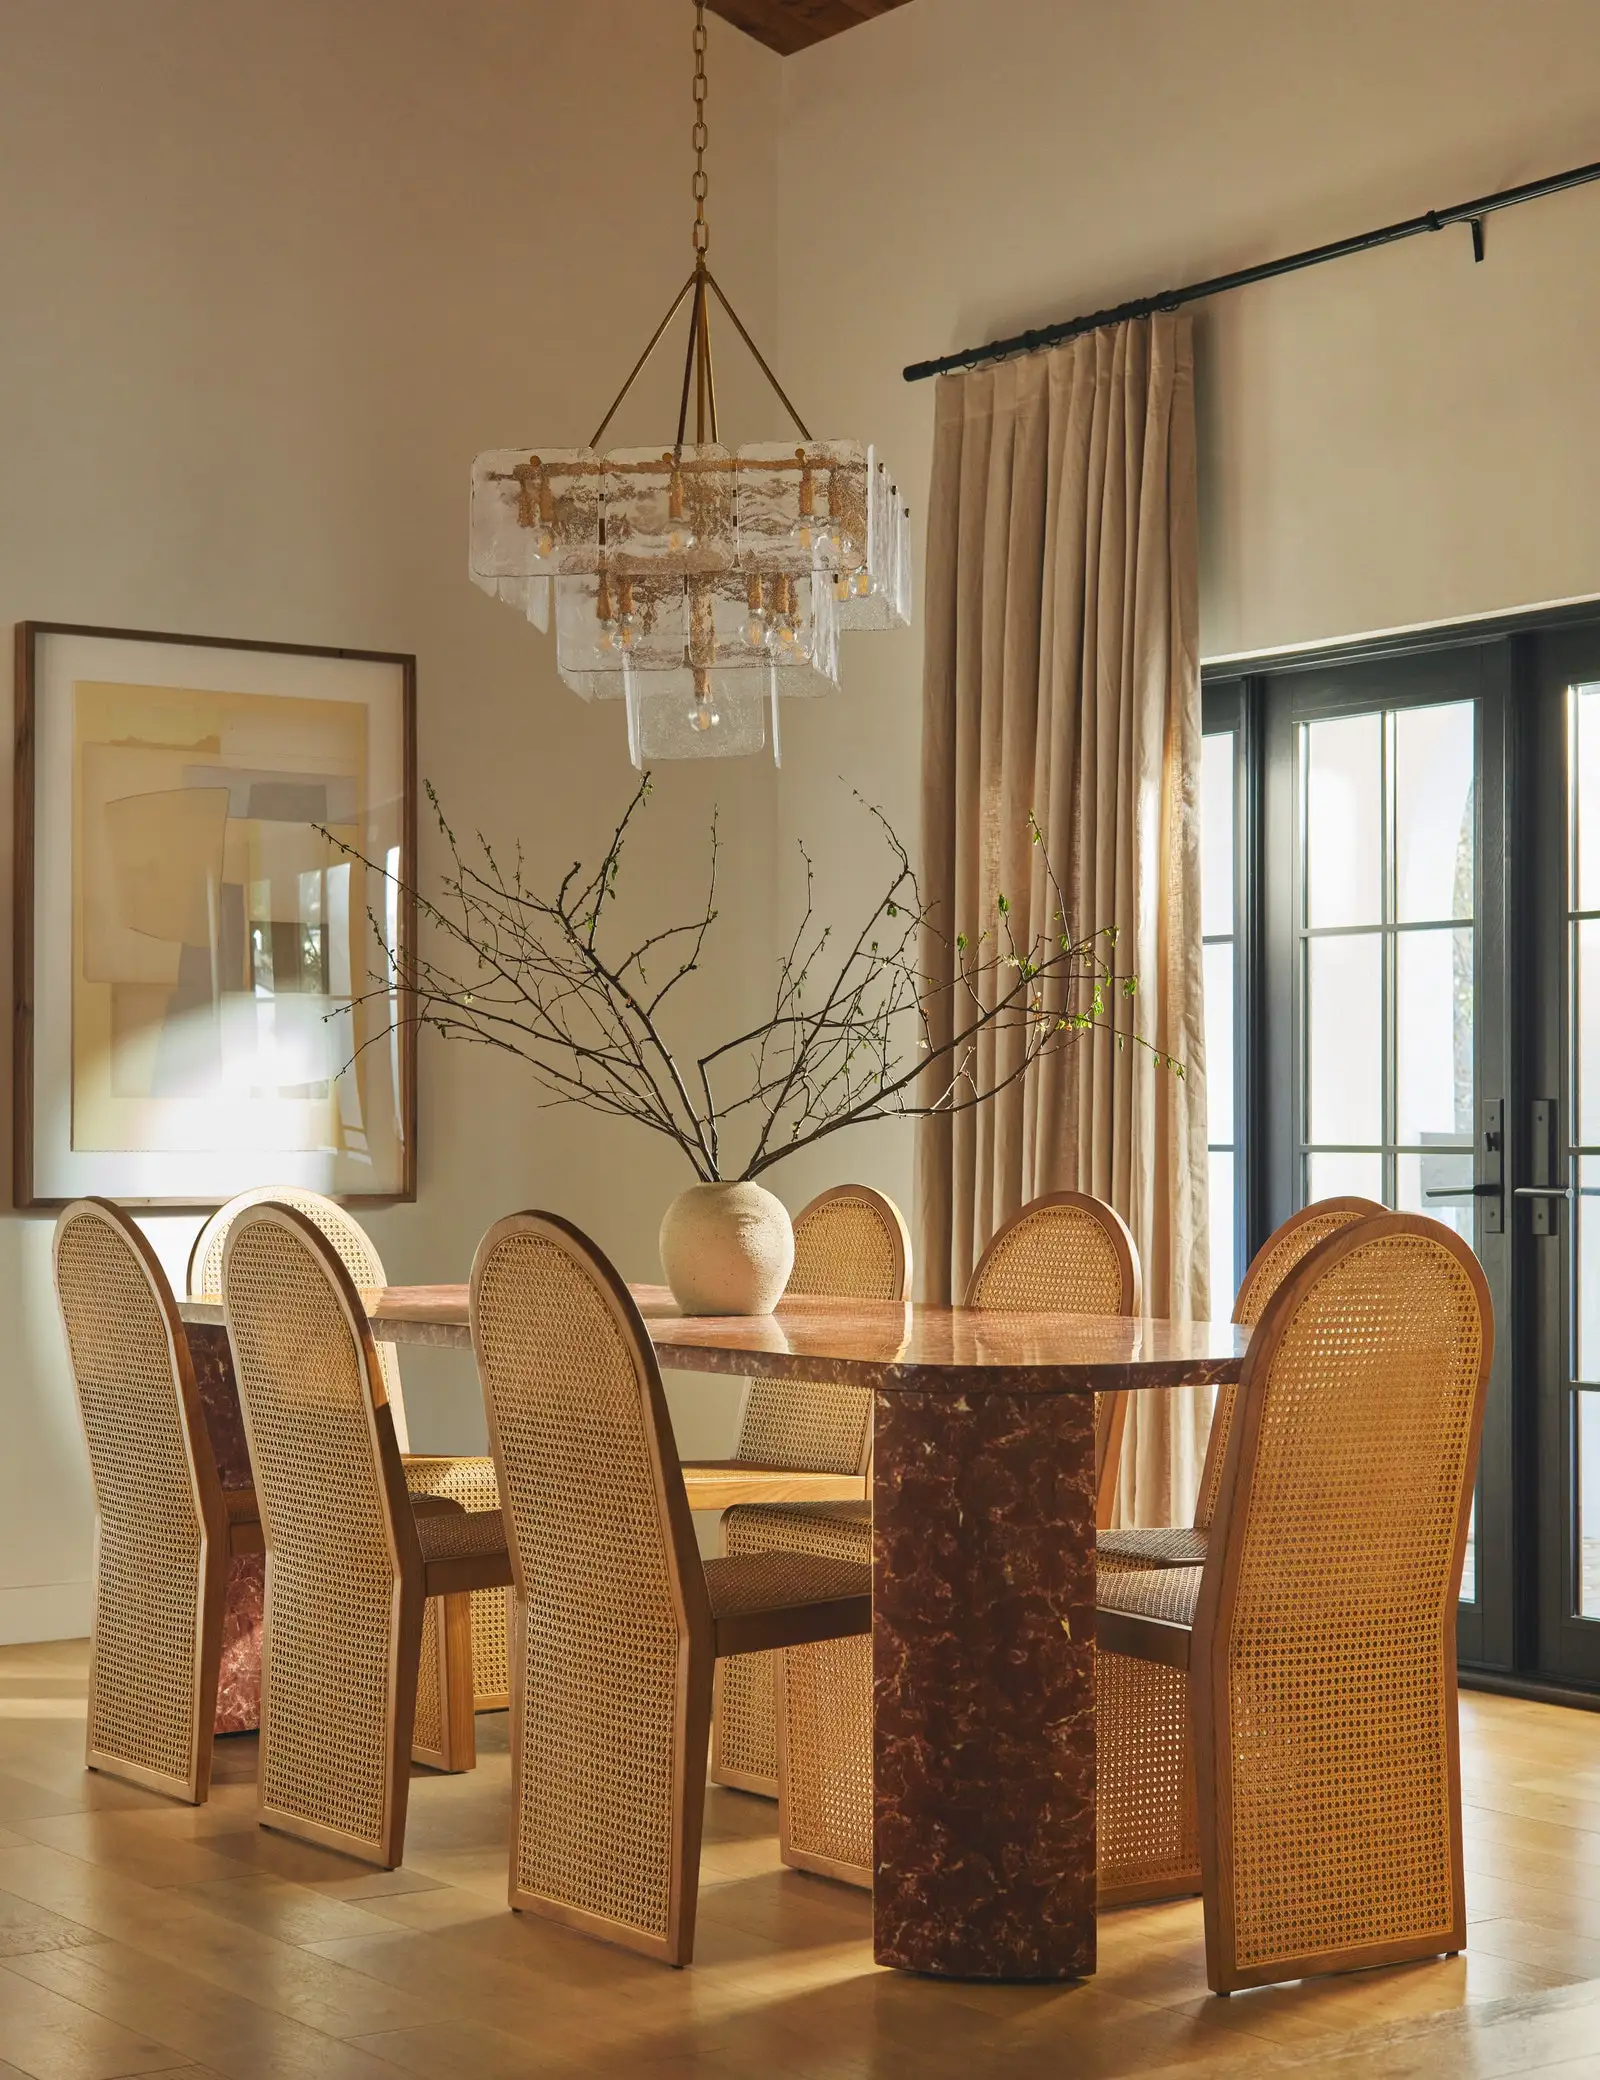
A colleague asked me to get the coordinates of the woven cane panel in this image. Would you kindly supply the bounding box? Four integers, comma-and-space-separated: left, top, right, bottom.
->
1098, 1527, 1210, 1574
968, 1205, 1126, 1314
223, 1219, 398, 1851
194, 1189, 405, 1424
405, 1457, 509, 1706
57, 1215, 203, 1791
414, 1594, 444, 1760
1196, 1205, 1372, 1532
1223, 1233, 1483, 1972
789, 1195, 903, 1302
782, 1627, 873, 1880
475, 1232, 682, 1942
1097, 1648, 1200, 1897
1097, 1565, 1202, 1628
735, 1196, 900, 1474
718, 1503, 870, 1791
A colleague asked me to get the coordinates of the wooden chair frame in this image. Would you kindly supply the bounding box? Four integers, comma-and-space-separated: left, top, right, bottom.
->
192, 1185, 512, 1722
966, 1189, 1141, 1529
711, 1183, 908, 1801
1097, 1213, 1493, 1992
223, 1204, 508, 1868
472, 1211, 870, 1967
53, 1198, 263, 1806
1194, 1195, 1386, 1530
686, 1183, 910, 1512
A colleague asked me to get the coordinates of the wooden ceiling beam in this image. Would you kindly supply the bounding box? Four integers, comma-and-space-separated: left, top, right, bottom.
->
705, 0, 914, 57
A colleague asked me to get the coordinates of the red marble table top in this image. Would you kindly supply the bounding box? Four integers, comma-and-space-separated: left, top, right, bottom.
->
180, 1283, 1248, 1397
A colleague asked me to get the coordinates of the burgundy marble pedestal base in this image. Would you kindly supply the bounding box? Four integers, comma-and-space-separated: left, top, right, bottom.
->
188, 1322, 262, 1734
873, 1387, 1096, 1981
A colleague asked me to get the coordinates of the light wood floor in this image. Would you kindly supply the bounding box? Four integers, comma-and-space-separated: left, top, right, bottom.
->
3, 1643, 1600, 2076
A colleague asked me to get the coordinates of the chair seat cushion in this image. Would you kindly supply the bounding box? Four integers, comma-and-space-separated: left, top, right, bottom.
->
703, 1549, 870, 1618
1098, 1525, 1209, 1570
414, 1507, 510, 1566
223, 1486, 260, 1527
1097, 1564, 1203, 1628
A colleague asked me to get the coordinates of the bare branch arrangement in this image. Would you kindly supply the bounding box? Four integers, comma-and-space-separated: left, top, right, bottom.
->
323, 778, 1177, 1183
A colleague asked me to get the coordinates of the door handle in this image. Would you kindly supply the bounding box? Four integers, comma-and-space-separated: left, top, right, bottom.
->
1526, 1101, 1564, 1233
1426, 1184, 1503, 1198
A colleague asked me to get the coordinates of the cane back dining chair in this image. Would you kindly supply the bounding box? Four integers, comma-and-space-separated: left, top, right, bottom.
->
1098, 1196, 1385, 1577
711, 1184, 909, 1800
470, 1210, 872, 1967
774, 1188, 1141, 1888
222, 1203, 512, 1866
681, 1184, 911, 1516
53, 1198, 264, 1805
191, 1186, 510, 1745
1095, 1212, 1492, 1992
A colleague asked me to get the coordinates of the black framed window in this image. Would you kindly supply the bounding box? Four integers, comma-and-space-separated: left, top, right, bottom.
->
1203, 607, 1600, 1693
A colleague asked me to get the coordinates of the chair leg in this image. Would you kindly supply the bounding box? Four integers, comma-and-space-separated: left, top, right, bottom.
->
413, 1593, 477, 1773
671, 1653, 716, 1968
258, 1566, 415, 1869
1193, 1647, 1467, 1992
505, 1594, 709, 1967
85, 1528, 223, 1807
775, 1635, 872, 1888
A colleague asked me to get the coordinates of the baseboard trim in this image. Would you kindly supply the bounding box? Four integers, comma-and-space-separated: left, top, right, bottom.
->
0, 1581, 92, 1646
1460, 1668, 1600, 1714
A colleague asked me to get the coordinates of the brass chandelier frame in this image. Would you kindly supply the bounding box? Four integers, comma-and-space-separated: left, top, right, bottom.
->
583, 0, 813, 460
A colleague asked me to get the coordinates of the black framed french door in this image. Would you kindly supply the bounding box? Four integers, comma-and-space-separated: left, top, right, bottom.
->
1523, 622, 1600, 1685
1208, 639, 1514, 1670
1210, 608, 1600, 1690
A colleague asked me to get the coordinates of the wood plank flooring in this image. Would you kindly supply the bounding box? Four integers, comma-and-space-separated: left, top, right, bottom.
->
2, 1640, 1600, 2076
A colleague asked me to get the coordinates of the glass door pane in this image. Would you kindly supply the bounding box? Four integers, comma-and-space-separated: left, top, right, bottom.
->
1296, 692, 1481, 1607
1300, 702, 1477, 1246
1569, 686, 1600, 1628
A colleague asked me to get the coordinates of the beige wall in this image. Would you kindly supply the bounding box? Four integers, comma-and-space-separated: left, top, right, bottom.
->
0, 0, 785, 1640
5, 0, 1600, 1638
771, 0, 1600, 1224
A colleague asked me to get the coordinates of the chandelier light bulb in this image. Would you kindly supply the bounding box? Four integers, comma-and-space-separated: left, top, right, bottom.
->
744, 572, 769, 646
689, 667, 720, 732
616, 579, 639, 651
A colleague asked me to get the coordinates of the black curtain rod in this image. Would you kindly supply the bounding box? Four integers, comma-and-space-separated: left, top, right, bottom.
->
903, 156, 1600, 384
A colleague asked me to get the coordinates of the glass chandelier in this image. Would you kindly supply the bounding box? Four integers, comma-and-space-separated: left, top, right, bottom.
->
468, 2, 911, 766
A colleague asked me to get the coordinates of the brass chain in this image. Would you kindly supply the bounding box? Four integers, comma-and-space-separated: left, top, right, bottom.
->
691, 1, 709, 255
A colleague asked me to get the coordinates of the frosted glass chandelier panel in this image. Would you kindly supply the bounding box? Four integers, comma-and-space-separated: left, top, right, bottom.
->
627, 668, 773, 763
465, 2, 910, 764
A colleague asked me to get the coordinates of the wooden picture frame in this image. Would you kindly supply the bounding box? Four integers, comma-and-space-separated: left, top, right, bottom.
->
15, 621, 417, 1208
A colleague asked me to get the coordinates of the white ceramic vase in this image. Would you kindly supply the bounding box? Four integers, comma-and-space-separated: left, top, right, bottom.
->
659, 1180, 795, 1317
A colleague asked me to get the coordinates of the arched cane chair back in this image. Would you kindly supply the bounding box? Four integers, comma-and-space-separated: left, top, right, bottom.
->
222, 1203, 416, 1858
1196, 1213, 1491, 1983
965, 1191, 1141, 1315
191, 1186, 408, 1446
1191, 1196, 1385, 1532
734, 1185, 910, 1476
471, 1210, 706, 1951
54, 1198, 226, 1801
965, 1191, 1141, 1528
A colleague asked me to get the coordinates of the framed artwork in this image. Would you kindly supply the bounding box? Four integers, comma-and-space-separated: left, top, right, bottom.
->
14, 622, 416, 1207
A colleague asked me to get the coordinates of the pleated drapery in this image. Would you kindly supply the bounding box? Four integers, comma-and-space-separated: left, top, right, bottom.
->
914, 312, 1210, 1528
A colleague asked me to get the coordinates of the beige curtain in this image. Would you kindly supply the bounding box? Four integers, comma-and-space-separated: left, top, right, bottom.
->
914, 312, 1210, 1529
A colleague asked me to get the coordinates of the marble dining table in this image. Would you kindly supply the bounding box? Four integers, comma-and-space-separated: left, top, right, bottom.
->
179, 1283, 1248, 1984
